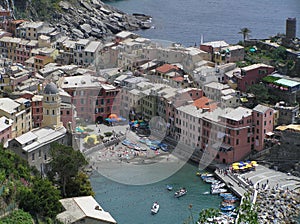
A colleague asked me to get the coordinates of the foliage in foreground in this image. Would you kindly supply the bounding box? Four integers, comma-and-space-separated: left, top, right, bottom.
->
0, 209, 33, 224
48, 142, 92, 197
17, 178, 62, 219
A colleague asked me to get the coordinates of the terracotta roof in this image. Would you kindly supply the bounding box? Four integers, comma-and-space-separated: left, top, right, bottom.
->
172, 76, 184, 82
193, 96, 218, 111
156, 64, 179, 73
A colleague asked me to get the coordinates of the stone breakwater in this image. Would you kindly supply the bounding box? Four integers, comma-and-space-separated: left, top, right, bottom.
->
256, 188, 300, 223
54, 0, 151, 40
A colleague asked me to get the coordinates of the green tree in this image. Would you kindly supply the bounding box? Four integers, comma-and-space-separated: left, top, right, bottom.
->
48, 143, 88, 197
239, 28, 251, 42
0, 209, 33, 224
65, 172, 95, 197
246, 83, 269, 104
17, 178, 62, 218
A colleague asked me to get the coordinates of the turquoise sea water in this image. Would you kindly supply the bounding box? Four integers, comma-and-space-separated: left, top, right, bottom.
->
91, 162, 222, 224
105, 0, 300, 46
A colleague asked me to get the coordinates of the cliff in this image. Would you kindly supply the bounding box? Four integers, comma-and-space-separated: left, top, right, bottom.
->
1, 0, 151, 40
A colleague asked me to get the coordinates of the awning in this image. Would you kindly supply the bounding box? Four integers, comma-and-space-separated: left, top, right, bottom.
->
266, 132, 274, 136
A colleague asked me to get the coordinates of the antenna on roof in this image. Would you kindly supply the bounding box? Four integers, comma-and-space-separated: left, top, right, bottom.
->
200, 34, 203, 45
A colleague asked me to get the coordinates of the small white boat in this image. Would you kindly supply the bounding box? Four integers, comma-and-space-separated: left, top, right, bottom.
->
174, 188, 187, 198
151, 202, 159, 214
211, 188, 227, 194
166, 185, 173, 191
211, 183, 226, 189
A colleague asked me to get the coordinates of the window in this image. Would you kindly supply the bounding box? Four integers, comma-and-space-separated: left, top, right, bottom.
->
67, 110, 70, 115
236, 130, 239, 135
247, 137, 250, 143
32, 153, 35, 161
39, 150, 41, 157
236, 139, 239, 145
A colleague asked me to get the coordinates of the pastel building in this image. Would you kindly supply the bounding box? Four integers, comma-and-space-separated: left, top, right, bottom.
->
60, 75, 120, 123
233, 63, 275, 92
252, 104, 275, 151
0, 97, 32, 138
201, 107, 253, 164
0, 116, 13, 144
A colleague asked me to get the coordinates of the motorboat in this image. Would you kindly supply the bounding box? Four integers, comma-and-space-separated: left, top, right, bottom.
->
200, 173, 214, 179
221, 201, 236, 207
211, 183, 226, 189
220, 193, 233, 198
166, 185, 173, 191
151, 202, 159, 214
211, 188, 227, 194
204, 178, 219, 184
174, 188, 187, 198
220, 205, 236, 212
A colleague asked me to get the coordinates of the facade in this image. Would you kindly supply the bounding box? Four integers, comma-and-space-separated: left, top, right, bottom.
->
203, 82, 231, 102
252, 104, 275, 151
235, 63, 275, 92
60, 75, 120, 123
0, 97, 32, 138
201, 107, 253, 164
274, 101, 299, 125
31, 95, 43, 128
57, 196, 117, 224
8, 126, 67, 172
214, 45, 244, 64
0, 116, 13, 144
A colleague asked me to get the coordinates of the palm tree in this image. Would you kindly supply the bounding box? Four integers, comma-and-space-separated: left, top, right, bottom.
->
239, 28, 251, 41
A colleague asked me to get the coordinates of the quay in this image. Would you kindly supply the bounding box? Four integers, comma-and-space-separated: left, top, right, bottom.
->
214, 164, 300, 223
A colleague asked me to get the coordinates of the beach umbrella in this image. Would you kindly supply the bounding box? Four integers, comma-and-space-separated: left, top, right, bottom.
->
246, 164, 252, 169
105, 118, 112, 122
232, 165, 239, 170
108, 114, 118, 119
232, 162, 240, 166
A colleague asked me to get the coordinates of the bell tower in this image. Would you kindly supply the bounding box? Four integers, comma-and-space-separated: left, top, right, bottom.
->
42, 82, 63, 129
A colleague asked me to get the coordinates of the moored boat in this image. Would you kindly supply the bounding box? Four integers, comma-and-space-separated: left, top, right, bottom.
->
220, 205, 236, 212
174, 188, 187, 198
211, 188, 227, 194
211, 182, 226, 189
151, 202, 159, 214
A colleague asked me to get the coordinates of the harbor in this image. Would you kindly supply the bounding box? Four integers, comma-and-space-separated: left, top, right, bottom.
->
213, 163, 300, 223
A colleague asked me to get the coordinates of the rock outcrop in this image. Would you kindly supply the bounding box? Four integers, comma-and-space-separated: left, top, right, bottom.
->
1, 0, 152, 40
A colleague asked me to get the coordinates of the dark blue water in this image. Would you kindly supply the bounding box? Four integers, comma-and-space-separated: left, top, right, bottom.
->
91, 162, 221, 224
105, 0, 300, 46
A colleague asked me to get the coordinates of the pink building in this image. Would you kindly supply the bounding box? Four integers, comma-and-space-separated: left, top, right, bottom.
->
202, 107, 253, 164
31, 95, 43, 128
60, 75, 120, 123
235, 63, 275, 92
252, 104, 275, 151
0, 116, 13, 144
201, 104, 274, 164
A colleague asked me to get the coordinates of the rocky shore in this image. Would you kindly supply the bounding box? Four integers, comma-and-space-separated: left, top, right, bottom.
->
256, 188, 300, 223
54, 0, 151, 40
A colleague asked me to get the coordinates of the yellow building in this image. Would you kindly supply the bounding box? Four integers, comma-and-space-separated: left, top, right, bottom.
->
0, 97, 32, 138
42, 82, 63, 130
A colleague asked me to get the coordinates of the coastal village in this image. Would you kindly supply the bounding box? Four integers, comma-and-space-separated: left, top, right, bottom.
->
0, 0, 300, 223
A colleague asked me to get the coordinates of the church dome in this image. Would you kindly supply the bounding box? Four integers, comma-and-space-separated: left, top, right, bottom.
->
44, 82, 58, 94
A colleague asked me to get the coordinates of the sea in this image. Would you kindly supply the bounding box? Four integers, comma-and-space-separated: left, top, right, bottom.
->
104, 0, 300, 46
90, 1, 300, 223
91, 162, 222, 224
